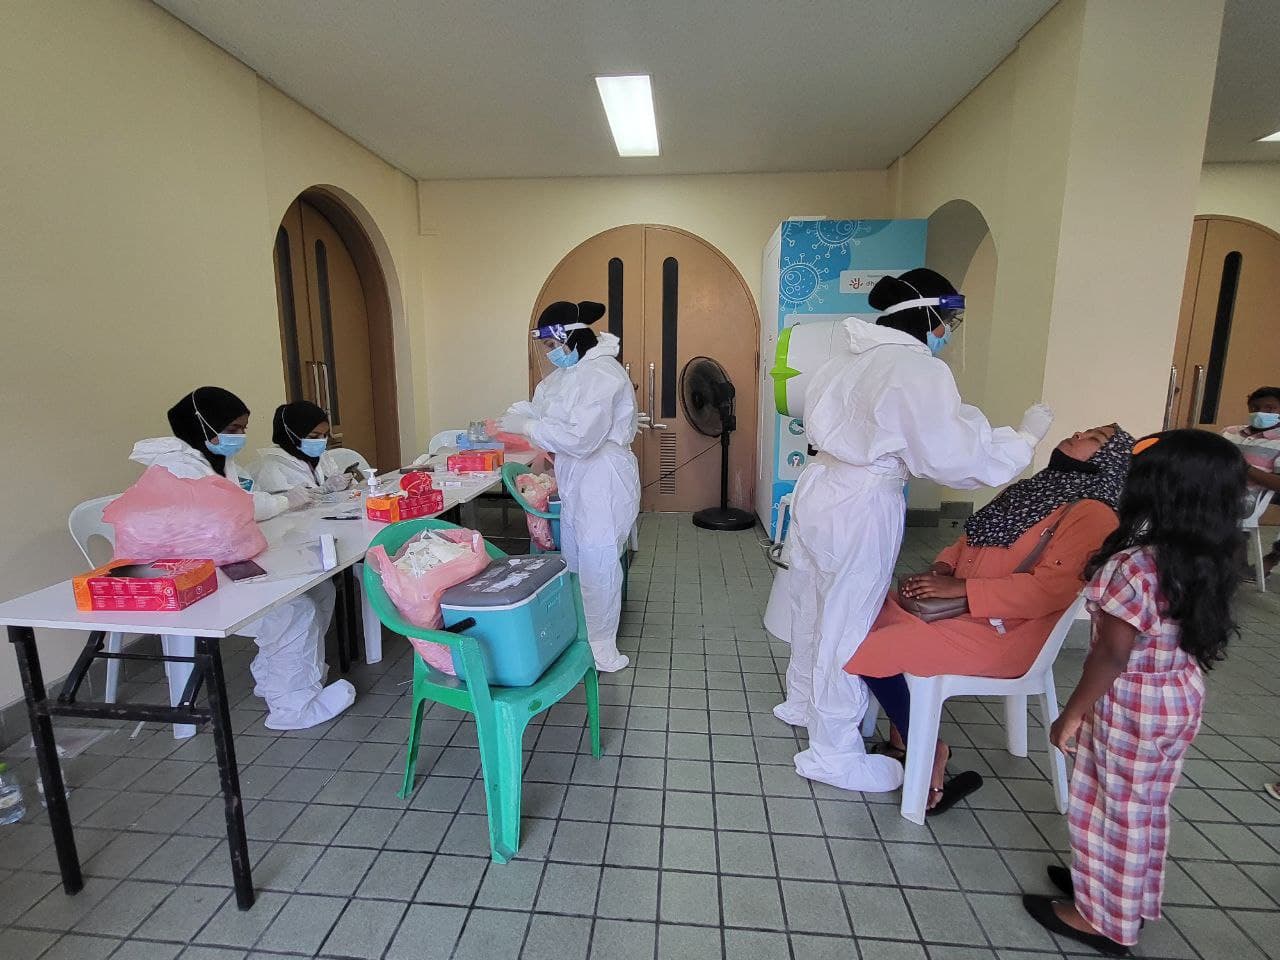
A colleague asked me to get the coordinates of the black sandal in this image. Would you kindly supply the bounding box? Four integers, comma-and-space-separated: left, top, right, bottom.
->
869, 740, 907, 763
927, 770, 983, 816
1022, 895, 1131, 957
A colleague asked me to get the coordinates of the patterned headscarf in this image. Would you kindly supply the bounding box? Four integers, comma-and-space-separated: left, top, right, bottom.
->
963, 426, 1135, 548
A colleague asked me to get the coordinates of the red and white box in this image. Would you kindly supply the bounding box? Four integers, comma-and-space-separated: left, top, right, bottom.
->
73, 559, 219, 612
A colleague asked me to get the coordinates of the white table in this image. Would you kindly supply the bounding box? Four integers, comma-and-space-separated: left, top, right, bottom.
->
0, 450, 536, 912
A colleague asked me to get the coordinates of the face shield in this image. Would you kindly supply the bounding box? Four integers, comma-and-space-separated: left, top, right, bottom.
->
880, 292, 965, 354
531, 322, 588, 377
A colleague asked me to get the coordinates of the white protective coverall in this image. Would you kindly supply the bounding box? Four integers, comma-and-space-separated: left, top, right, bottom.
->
506, 333, 640, 672
252, 446, 370, 494
129, 437, 355, 730
776, 319, 1041, 792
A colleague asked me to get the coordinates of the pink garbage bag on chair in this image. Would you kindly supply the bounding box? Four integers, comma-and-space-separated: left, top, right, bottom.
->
105, 465, 267, 565
516, 473, 558, 551
364, 528, 491, 675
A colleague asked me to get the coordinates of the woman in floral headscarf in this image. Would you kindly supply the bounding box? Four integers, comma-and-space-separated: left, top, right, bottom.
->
845, 423, 1135, 813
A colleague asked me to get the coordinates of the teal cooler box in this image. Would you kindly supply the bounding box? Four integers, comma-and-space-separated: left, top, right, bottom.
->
441, 555, 577, 686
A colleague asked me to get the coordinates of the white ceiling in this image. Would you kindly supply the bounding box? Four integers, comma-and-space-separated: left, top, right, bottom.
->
153, 0, 1055, 179
154, 0, 1278, 179
1205, 0, 1280, 162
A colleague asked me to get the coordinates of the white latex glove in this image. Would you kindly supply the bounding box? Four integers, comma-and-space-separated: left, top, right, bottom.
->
498, 412, 533, 437
1018, 402, 1055, 444
322, 473, 352, 493
284, 486, 317, 511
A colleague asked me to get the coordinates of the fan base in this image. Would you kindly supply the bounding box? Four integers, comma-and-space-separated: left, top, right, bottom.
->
692, 507, 756, 532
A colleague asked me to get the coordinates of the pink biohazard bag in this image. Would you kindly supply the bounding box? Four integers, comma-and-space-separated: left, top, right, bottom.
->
516, 472, 558, 551
364, 528, 491, 675
105, 466, 267, 565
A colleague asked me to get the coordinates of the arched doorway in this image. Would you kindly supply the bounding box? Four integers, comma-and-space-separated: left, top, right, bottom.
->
914, 199, 999, 518
1171, 215, 1280, 433
272, 188, 400, 469
531, 225, 760, 514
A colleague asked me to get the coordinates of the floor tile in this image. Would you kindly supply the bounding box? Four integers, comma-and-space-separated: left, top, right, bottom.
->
319, 898, 407, 959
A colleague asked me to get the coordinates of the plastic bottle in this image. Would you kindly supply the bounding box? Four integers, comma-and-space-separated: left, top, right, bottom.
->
0, 762, 26, 825
36, 765, 71, 807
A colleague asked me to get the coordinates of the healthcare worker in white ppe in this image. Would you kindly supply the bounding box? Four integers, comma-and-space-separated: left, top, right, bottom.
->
130, 386, 356, 731
775, 269, 1055, 792
499, 302, 641, 673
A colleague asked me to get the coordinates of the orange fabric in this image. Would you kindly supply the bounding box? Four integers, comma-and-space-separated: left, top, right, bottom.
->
846, 500, 1118, 679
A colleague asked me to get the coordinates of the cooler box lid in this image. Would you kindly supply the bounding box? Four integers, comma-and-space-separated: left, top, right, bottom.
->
440, 555, 568, 609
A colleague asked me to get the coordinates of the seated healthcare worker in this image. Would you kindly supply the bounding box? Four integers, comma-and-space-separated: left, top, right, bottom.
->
254, 400, 369, 494
498, 301, 640, 674
130, 386, 357, 730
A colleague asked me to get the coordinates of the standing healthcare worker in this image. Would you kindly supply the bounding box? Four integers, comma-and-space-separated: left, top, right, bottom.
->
775, 269, 1055, 792
499, 301, 640, 673
130, 386, 357, 730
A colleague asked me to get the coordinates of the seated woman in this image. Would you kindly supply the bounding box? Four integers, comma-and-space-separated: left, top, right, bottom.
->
254, 400, 369, 494
845, 423, 1134, 813
130, 386, 356, 730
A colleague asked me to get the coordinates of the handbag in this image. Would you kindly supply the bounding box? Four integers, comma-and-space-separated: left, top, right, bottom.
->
898, 502, 1077, 623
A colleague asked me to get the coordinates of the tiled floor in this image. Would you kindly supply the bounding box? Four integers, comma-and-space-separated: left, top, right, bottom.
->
1, 514, 1277, 960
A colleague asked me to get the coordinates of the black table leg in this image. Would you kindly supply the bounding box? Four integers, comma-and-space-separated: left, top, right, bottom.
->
198, 637, 254, 910
342, 567, 360, 666
8, 626, 82, 895
332, 573, 351, 674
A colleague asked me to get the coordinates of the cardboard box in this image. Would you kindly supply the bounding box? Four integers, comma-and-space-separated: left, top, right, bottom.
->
73, 559, 219, 612
366, 489, 446, 523
447, 450, 504, 473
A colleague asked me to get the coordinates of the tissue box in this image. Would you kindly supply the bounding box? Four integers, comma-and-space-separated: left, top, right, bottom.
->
366, 489, 445, 523
447, 450, 504, 473
73, 559, 218, 612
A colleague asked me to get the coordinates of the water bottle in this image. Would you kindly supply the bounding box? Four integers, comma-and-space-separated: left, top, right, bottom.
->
36, 764, 71, 807
0, 762, 26, 825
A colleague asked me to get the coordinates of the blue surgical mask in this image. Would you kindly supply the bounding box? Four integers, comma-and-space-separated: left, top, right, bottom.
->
1250, 412, 1280, 430
205, 433, 247, 457
300, 437, 328, 457
549, 345, 579, 369
926, 323, 952, 356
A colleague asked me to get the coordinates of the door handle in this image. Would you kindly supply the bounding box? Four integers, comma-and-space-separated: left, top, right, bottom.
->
1188, 364, 1206, 427
317, 360, 334, 421
308, 360, 324, 407
1167, 366, 1182, 430
648, 362, 668, 430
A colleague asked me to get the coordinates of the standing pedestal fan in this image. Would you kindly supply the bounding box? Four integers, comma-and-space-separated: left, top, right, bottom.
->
679, 357, 755, 531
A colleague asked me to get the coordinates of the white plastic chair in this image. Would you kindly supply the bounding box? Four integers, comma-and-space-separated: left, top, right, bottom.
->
68, 496, 197, 739
427, 429, 464, 456
862, 594, 1087, 824
1242, 490, 1275, 593
325, 446, 370, 477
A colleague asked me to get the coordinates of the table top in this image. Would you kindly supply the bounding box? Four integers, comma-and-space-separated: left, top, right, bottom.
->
0, 451, 536, 637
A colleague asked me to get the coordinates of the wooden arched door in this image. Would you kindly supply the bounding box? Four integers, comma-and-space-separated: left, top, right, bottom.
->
273, 191, 400, 469
532, 225, 760, 514
1171, 216, 1280, 432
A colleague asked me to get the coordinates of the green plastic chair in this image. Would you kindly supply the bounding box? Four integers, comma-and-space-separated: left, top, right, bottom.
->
363, 518, 601, 863
502, 461, 629, 601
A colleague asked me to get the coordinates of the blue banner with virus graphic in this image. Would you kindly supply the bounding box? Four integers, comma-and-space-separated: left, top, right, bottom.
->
760, 218, 926, 538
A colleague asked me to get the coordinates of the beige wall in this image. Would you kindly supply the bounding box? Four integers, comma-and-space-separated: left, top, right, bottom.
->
894, 0, 1222, 496
1198, 163, 1280, 233
0, 0, 429, 707
417, 172, 890, 435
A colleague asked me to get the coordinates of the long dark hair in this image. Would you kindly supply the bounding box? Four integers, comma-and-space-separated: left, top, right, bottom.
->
1085, 429, 1246, 670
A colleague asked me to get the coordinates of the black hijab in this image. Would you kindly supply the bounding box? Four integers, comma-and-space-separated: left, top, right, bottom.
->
869, 268, 957, 343
273, 401, 328, 468
166, 386, 249, 475
963, 427, 1135, 548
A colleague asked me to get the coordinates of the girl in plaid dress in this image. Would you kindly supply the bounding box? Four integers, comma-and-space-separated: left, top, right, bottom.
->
1023, 430, 1246, 956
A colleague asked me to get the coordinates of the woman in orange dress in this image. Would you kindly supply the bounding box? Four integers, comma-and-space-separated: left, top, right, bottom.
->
845, 424, 1134, 813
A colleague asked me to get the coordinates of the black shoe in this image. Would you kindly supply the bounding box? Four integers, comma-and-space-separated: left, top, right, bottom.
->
927, 770, 983, 816
1047, 864, 1074, 897
1021, 894, 1130, 957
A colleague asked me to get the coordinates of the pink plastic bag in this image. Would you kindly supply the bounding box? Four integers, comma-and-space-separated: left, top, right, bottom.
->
516, 473, 558, 551
365, 528, 491, 675
105, 466, 267, 565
